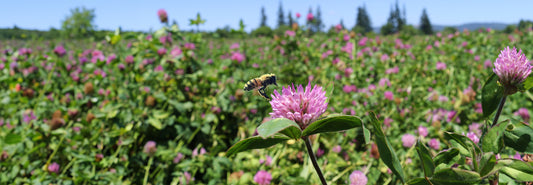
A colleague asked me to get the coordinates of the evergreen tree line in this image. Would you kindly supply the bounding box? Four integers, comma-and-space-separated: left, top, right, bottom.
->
2, 3, 533, 40
251, 1, 435, 36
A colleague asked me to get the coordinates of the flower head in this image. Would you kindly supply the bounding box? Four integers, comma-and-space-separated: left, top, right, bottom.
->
53, 45, 66, 57
254, 170, 272, 185
493, 47, 533, 95
269, 82, 328, 129
143, 141, 157, 155
48, 162, 60, 174
402, 134, 416, 148
349, 170, 368, 185
157, 9, 168, 23
514, 107, 530, 122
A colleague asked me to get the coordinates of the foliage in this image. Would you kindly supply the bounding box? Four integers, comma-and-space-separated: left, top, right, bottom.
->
382, 2, 406, 35
354, 5, 373, 34
419, 9, 433, 35
61, 7, 96, 38
2, 16, 533, 184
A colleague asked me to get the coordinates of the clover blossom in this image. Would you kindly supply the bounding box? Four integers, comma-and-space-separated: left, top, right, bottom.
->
269, 82, 328, 129
493, 47, 533, 95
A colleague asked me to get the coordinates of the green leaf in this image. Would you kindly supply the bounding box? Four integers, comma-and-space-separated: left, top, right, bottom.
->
479, 153, 497, 177
406, 178, 432, 185
481, 73, 504, 118
226, 135, 289, 157
5, 133, 23, 144
369, 112, 405, 183
301, 115, 362, 137
498, 159, 533, 182
147, 117, 163, 130
257, 118, 301, 139
362, 121, 371, 145
430, 168, 481, 185
481, 121, 507, 154
444, 132, 481, 157
325, 82, 334, 103
521, 74, 533, 91
504, 120, 533, 153
416, 139, 435, 177
434, 148, 460, 166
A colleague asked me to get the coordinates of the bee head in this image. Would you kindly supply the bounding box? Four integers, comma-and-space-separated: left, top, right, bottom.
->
271, 75, 278, 86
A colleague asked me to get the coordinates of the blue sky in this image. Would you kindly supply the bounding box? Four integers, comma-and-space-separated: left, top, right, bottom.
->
2, 0, 533, 32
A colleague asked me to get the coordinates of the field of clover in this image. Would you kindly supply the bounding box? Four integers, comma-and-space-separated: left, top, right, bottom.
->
2, 11, 533, 185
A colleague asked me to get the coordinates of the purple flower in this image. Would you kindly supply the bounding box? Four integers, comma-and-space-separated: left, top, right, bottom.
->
154, 65, 164, 72
184, 43, 195, 50
157, 48, 167, 56
467, 132, 479, 144
436, 61, 447, 70
285, 30, 295, 37
418, 126, 428, 137
173, 153, 184, 164
306, 13, 314, 21
469, 123, 482, 136
23, 110, 36, 123
384, 118, 393, 127
384, 91, 394, 101
316, 148, 324, 157
349, 170, 368, 185
53, 45, 66, 57
230, 52, 245, 63
493, 47, 533, 95
296, 12, 301, 18
254, 170, 272, 185
170, 47, 182, 57
402, 134, 416, 148
269, 82, 328, 129
125, 55, 134, 64
332, 145, 342, 153
259, 155, 273, 166
143, 141, 157, 155
48, 162, 60, 174
514, 108, 530, 122
514, 152, 522, 161
428, 138, 440, 150
157, 9, 168, 23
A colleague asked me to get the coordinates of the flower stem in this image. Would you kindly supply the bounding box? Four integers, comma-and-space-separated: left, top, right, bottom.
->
143, 156, 154, 185
491, 95, 507, 127
304, 136, 327, 185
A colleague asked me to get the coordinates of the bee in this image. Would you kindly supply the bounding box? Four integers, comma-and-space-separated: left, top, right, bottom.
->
244, 74, 278, 100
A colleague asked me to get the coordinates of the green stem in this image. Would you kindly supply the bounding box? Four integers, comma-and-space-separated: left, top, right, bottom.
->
304, 136, 327, 185
143, 156, 154, 185
491, 95, 507, 127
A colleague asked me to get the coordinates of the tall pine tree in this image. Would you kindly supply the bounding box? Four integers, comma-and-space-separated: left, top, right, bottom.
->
355, 5, 372, 33
277, 2, 285, 27
315, 6, 324, 32
260, 6, 267, 27
419, 8, 433, 35
288, 10, 294, 26
382, 1, 406, 35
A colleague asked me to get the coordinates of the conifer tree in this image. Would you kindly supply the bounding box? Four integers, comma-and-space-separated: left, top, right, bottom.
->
355, 5, 372, 33
419, 8, 433, 35
260, 6, 267, 27
288, 10, 294, 26
315, 6, 324, 32
277, 2, 285, 27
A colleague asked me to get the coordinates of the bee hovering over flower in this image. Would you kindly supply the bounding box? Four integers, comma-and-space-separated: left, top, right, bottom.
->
244, 74, 278, 100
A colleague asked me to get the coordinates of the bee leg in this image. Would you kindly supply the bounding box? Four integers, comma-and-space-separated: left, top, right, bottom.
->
258, 87, 269, 100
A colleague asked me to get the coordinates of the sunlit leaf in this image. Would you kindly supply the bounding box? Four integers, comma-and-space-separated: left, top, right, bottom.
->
481, 73, 504, 118
226, 135, 290, 156
257, 118, 301, 139
301, 115, 362, 137
369, 112, 405, 183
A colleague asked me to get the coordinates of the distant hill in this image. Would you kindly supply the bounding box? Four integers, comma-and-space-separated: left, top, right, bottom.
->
434, 22, 510, 31
373, 22, 512, 33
